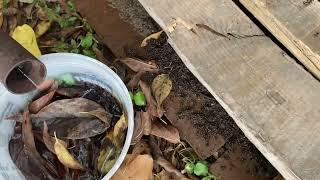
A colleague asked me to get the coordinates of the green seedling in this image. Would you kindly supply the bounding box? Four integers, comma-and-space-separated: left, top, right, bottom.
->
194, 161, 209, 177
133, 91, 146, 106
80, 35, 93, 49
184, 162, 195, 174
57, 73, 75, 86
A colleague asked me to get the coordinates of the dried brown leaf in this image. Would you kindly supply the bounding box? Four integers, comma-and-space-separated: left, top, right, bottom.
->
151, 122, 180, 144
35, 20, 51, 38
56, 85, 87, 98
54, 132, 86, 170
128, 68, 159, 89
29, 90, 55, 114
120, 57, 157, 72
93, 46, 112, 66
80, 109, 110, 125
43, 121, 67, 154
157, 170, 171, 180
111, 154, 153, 180
139, 81, 164, 118
126, 140, 150, 166
22, 107, 36, 149
152, 74, 172, 106
132, 112, 143, 145
157, 157, 189, 180
142, 111, 151, 135
31, 98, 110, 139
141, 30, 164, 47
113, 114, 128, 147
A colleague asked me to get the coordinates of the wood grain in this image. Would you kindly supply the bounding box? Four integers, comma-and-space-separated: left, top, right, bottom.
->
239, 0, 320, 79
138, 0, 320, 179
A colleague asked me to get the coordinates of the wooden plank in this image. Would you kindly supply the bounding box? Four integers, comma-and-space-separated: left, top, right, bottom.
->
239, 0, 320, 79
137, 0, 320, 179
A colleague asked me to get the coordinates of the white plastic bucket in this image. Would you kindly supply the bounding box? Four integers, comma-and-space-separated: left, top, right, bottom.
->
0, 53, 134, 180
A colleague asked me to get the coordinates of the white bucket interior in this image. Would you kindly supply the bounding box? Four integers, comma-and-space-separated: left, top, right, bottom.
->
0, 53, 134, 180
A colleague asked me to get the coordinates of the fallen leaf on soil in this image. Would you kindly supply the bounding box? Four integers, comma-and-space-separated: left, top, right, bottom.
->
31, 98, 110, 139
152, 74, 172, 106
54, 132, 86, 170
132, 112, 143, 145
43, 121, 67, 154
111, 154, 153, 180
142, 111, 152, 135
93, 46, 112, 66
157, 157, 189, 180
141, 30, 163, 47
139, 81, 164, 118
156, 170, 171, 180
113, 114, 127, 147
80, 109, 110, 124
128, 68, 159, 89
120, 57, 157, 72
126, 140, 150, 166
29, 81, 58, 114
35, 20, 51, 38
11, 24, 41, 58
151, 121, 180, 144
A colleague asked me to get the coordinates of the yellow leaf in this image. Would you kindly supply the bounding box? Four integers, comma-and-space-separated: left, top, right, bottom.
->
97, 146, 116, 175
54, 132, 86, 170
141, 30, 164, 47
111, 154, 153, 180
151, 74, 172, 106
35, 21, 51, 38
11, 24, 42, 58
113, 114, 127, 138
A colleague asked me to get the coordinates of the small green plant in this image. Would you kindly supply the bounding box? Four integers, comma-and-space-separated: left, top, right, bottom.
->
133, 91, 146, 106
182, 157, 216, 180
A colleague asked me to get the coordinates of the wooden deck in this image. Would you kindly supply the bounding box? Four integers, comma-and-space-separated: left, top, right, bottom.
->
138, 0, 320, 179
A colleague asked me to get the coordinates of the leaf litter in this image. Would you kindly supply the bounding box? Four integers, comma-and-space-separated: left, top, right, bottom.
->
5, 0, 216, 179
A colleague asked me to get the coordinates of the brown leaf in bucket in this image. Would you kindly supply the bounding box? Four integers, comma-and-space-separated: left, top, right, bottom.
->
29, 82, 58, 114
80, 109, 110, 124
139, 81, 164, 118
54, 132, 86, 171
31, 98, 110, 139
113, 114, 127, 147
43, 121, 67, 154
56, 85, 88, 98
152, 74, 172, 106
120, 57, 157, 72
141, 30, 164, 47
22, 107, 36, 149
97, 145, 117, 175
111, 154, 153, 180
151, 121, 180, 144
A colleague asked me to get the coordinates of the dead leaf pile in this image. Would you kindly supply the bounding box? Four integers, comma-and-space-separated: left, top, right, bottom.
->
9, 78, 127, 179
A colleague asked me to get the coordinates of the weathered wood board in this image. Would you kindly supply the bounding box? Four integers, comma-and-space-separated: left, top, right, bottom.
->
138, 0, 320, 179
239, 0, 320, 79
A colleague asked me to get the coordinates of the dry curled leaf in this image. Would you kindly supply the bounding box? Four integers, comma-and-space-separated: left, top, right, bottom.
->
132, 112, 143, 145
142, 111, 151, 135
111, 154, 153, 180
29, 81, 58, 114
113, 114, 127, 145
35, 20, 51, 38
80, 109, 110, 124
151, 121, 180, 144
120, 57, 157, 72
37, 79, 55, 92
139, 81, 164, 118
128, 68, 159, 89
152, 74, 172, 106
22, 107, 36, 149
141, 30, 164, 47
43, 121, 67, 154
157, 157, 189, 180
54, 132, 86, 171
31, 98, 110, 139
97, 145, 116, 175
